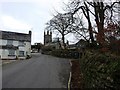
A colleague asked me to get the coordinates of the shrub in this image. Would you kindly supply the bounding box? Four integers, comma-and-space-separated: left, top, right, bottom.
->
41, 46, 54, 55
80, 51, 120, 89
52, 49, 80, 59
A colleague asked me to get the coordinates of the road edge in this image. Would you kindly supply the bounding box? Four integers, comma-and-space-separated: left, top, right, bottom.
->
1, 60, 17, 66
68, 60, 72, 90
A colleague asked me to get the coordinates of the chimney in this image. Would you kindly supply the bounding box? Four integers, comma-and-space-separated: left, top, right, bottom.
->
29, 31, 32, 43
29, 31, 32, 35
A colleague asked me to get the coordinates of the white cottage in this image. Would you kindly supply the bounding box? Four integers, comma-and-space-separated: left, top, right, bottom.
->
0, 30, 32, 60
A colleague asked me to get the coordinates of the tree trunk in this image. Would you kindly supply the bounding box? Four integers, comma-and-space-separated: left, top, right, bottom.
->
88, 19, 95, 44
94, 2, 105, 47
84, 2, 95, 46
62, 34, 65, 49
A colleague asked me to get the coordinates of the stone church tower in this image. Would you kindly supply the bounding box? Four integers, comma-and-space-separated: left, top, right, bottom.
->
44, 30, 52, 45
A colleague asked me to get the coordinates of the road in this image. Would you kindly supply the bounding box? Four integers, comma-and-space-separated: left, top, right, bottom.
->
2, 53, 71, 88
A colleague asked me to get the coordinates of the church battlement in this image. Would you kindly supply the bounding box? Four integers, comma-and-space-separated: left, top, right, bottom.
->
44, 30, 52, 45
44, 30, 52, 35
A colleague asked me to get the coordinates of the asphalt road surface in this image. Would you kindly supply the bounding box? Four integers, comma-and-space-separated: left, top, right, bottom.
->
2, 53, 71, 88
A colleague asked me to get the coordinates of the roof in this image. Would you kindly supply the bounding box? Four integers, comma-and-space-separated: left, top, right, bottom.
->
0, 30, 31, 42
75, 39, 87, 45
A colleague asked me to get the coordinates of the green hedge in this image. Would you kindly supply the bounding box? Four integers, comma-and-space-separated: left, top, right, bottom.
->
52, 49, 81, 59
41, 46, 54, 55
80, 51, 120, 89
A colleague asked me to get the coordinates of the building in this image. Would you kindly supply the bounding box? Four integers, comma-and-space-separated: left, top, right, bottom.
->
75, 39, 88, 48
0, 30, 32, 60
44, 30, 52, 45
43, 30, 69, 49
44, 30, 62, 49
68, 39, 88, 49
31, 43, 43, 53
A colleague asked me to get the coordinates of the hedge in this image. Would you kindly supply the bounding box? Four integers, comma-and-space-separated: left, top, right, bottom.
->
80, 51, 120, 89
51, 49, 81, 59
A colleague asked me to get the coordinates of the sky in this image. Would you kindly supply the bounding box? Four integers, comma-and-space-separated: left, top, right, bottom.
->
0, 0, 77, 44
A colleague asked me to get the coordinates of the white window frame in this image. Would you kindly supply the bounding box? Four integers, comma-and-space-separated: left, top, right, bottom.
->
19, 41, 25, 46
19, 51, 24, 57
7, 40, 13, 45
8, 49, 15, 56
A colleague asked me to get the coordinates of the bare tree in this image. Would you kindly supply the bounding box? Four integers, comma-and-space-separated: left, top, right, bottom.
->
46, 12, 75, 48
66, 0, 120, 47
66, 0, 95, 45
89, 1, 120, 47
72, 14, 89, 41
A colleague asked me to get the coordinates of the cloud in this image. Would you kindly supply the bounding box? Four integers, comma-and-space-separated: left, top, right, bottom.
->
1, 15, 32, 31
0, 0, 69, 44
0, 0, 63, 3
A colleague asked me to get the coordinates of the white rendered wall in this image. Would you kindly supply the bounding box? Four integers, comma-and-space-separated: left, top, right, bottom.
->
0, 39, 19, 46
0, 39, 31, 59
1, 49, 16, 59
25, 42, 31, 56
13, 41, 18, 46
1, 49, 8, 59
1, 40, 7, 46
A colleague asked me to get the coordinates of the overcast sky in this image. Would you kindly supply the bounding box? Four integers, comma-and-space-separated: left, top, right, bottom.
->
0, 0, 77, 44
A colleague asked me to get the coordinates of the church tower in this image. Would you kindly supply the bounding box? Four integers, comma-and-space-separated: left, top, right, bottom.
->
44, 30, 52, 45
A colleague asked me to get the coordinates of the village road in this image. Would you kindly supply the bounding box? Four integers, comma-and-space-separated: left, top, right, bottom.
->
2, 53, 70, 89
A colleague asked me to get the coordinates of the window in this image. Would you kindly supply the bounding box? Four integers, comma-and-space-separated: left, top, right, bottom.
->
8, 49, 15, 56
19, 51, 24, 56
19, 41, 24, 46
7, 40, 13, 45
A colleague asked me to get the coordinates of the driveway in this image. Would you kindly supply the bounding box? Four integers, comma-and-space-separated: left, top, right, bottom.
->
2, 53, 71, 88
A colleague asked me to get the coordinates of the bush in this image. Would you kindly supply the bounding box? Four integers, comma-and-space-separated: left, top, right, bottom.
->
41, 46, 54, 55
80, 51, 120, 89
52, 49, 81, 59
